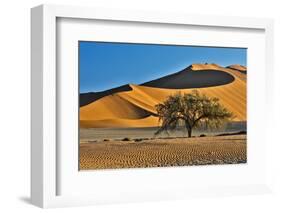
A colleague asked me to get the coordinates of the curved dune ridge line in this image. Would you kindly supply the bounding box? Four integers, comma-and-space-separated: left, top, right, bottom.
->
191, 63, 222, 70
141, 65, 235, 89
80, 84, 132, 107
80, 63, 246, 128
227, 64, 247, 72
79, 92, 152, 120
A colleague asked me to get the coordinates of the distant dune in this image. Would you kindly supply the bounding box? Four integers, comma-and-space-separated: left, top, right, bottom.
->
80, 63, 247, 128
142, 65, 235, 89
80, 84, 132, 107
227, 64, 247, 73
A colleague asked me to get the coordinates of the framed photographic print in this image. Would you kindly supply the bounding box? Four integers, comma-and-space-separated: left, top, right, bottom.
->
79, 42, 247, 170
31, 4, 274, 208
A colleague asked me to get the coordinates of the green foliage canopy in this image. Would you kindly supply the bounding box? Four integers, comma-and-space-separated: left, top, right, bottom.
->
155, 90, 234, 137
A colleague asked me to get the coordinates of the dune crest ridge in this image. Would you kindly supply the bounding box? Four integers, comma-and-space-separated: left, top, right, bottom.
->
190, 63, 221, 70
80, 63, 247, 128
227, 64, 247, 72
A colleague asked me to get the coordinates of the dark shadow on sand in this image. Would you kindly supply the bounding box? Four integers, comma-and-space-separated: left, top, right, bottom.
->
80, 84, 132, 107
80, 66, 235, 106
142, 67, 235, 89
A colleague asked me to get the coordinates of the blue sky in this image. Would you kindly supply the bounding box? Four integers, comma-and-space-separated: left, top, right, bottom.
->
79, 41, 246, 93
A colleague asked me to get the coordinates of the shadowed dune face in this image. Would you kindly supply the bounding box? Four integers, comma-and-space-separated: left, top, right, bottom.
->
80, 63, 247, 128
80, 84, 132, 107
142, 69, 235, 89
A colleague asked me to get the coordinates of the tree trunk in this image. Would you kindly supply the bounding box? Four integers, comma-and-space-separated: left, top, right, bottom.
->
187, 128, 192, 138
185, 120, 192, 138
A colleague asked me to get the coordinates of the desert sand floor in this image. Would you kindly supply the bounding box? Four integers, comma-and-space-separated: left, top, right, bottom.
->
79, 135, 246, 170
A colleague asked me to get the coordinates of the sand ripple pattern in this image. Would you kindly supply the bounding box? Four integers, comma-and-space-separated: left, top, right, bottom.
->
80, 135, 246, 170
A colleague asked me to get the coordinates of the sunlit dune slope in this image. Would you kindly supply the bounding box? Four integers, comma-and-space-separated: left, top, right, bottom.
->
80, 93, 152, 121
80, 84, 132, 107
227, 64, 247, 72
80, 63, 247, 128
80, 115, 159, 128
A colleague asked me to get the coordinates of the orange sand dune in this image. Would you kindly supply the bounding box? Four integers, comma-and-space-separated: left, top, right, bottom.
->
191, 63, 222, 70
80, 115, 159, 128
80, 92, 151, 121
192, 63, 246, 81
227, 64, 247, 72
80, 64, 246, 128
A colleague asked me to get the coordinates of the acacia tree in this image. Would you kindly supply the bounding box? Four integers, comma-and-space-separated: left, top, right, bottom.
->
155, 90, 233, 137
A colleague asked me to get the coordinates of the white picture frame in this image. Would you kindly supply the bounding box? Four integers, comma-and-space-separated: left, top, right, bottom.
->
31, 4, 274, 208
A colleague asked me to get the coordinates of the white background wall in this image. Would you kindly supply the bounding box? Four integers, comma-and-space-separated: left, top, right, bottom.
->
0, 0, 281, 212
